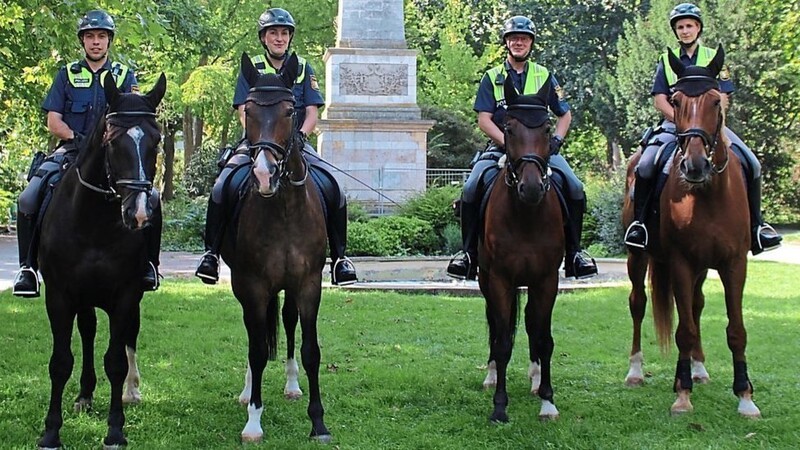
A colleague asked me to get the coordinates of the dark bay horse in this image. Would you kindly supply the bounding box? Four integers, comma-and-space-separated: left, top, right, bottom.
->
623, 46, 760, 417
479, 75, 565, 422
220, 53, 330, 443
36, 73, 166, 448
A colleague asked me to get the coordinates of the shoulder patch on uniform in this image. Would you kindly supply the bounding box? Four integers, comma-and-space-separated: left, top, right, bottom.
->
310, 74, 319, 91
555, 85, 566, 100
719, 64, 731, 81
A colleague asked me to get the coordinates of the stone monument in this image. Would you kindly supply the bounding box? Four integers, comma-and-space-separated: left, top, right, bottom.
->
317, 0, 434, 209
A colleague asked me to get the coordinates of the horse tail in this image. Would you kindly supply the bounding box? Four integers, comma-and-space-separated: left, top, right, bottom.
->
266, 294, 280, 361
648, 257, 674, 354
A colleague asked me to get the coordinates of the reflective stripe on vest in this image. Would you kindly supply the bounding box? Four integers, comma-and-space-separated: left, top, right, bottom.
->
251, 54, 306, 84
487, 62, 549, 105
67, 61, 128, 89
662, 46, 716, 86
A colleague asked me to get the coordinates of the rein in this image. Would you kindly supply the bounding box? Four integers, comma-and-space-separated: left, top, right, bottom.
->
78, 110, 158, 199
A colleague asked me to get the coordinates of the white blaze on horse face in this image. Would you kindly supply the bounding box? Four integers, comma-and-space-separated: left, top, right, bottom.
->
126, 126, 149, 227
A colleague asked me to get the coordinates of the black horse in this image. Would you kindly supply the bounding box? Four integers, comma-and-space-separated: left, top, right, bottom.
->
221, 53, 330, 443
36, 72, 166, 449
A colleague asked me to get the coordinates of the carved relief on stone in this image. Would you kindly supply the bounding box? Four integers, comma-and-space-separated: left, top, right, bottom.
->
340, 63, 408, 96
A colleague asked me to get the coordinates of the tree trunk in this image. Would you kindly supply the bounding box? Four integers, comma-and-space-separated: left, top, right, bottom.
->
183, 108, 195, 176
162, 124, 177, 201
194, 116, 204, 154
607, 138, 622, 170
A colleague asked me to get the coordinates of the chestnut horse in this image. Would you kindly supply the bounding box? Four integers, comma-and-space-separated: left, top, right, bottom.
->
479, 75, 565, 422
219, 53, 330, 443
623, 46, 760, 417
36, 73, 166, 448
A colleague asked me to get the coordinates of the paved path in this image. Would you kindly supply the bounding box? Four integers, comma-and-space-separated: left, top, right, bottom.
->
2, 232, 798, 295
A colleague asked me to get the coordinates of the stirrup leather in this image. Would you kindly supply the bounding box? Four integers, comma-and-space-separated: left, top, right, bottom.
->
624, 221, 648, 249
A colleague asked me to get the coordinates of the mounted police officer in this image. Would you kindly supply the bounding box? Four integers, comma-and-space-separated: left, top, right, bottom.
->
446, 15, 598, 281
624, 3, 782, 254
12, 9, 162, 297
194, 7, 358, 286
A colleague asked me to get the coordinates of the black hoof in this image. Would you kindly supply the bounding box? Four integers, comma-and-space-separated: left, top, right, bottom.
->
489, 411, 509, 423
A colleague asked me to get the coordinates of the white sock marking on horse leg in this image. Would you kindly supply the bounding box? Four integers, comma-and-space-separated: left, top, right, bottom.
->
122, 346, 141, 404
528, 361, 541, 395
239, 363, 252, 405
284, 358, 302, 399
241, 403, 264, 442
483, 360, 497, 389
691, 358, 710, 383
625, 351, 645, 386
738, 394, 761, 418
539, 400, 559, 420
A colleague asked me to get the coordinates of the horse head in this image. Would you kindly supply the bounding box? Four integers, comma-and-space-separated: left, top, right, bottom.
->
93, 72, 166, 230
668, 45, 728, 186
502, 73, 552, 205
240, 52, 304, 197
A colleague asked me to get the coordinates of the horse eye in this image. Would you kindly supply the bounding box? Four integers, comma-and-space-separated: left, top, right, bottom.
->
286, 107, 295, 117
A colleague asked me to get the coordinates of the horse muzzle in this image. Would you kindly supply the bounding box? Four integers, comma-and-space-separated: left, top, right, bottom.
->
516, 179, 547, 205
253, 151, 280, 197
679, 155, 712, 185
121, 188, 158, 230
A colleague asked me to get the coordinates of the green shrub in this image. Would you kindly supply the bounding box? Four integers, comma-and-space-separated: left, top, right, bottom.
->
442, 222, 461, 255
584, 169, 626, 257
162, 193, 207, 251
398, 185, 460, 236
184, 140, 223, 197
348, 215, 438, 256
421, 104, 485, 169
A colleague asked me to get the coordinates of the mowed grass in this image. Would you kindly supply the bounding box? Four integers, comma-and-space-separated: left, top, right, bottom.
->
1, 261, 799, 449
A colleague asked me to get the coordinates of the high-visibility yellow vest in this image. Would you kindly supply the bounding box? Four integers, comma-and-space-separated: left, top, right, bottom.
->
251, 54, 306, 84
662, 45, 716, 86
66, 61, 128, 88
486, 61, 550, 105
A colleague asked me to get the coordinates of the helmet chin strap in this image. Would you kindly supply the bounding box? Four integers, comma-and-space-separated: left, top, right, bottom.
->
85, 52, 108, 63
679, 38, 698, 49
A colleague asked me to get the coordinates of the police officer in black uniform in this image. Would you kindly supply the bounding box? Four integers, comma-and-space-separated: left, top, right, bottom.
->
12, 9, 162, 297
446, 15, 598, 281
194, 8, 358, 286
623, 3, 782, 254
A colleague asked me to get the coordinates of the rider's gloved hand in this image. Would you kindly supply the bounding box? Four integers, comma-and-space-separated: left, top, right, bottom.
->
549, 135, 564, 156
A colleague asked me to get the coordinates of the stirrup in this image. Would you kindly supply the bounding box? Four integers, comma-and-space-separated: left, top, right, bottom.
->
331, 257, 358, 286
446, 251, 474, 280
624, 221, 648, 249
12, 267, 41, 297
195, 251, 220, 283
754, 223, 782, 253
144, 261, 161, 291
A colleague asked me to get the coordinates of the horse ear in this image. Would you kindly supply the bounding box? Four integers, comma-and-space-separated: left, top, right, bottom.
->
280, 52, 299, 89
104, 72, 120, 106
536, 74, 553, 103
667, 48, 685, 79
241, 52, 260, 86
144, 73, 167, 109
503, 73, 518, 105
707, 44, 725, 78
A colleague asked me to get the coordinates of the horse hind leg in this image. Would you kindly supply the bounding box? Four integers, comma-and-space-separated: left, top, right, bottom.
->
240, 293, 279, 443
123, 308, 142, 404
102, 316, 133, 448
527, 286, 559, 421
690, 275, 710, 384
294, 284, 331, 443
282, 299, 303, 400
74, 307, 97, 412
482, 360, 497, 390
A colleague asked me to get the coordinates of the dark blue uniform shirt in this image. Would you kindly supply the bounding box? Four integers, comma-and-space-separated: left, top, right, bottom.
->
474, 61, 570, 130
233, 53, 324, 130
41, 59, 138, 137
651, 46, 735, 96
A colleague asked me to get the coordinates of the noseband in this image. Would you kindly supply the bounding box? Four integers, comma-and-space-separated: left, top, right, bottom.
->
246, 85, 308, 186
77, 110, 158, 199
503, 104, 551, 191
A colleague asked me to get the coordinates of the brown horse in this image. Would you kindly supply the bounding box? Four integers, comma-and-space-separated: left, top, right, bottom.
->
623, 46, 760, 417
479, 75, 565, 422
219, 53, 330, 443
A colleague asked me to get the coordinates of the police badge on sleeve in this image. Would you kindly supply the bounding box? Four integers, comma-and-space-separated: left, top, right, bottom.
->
555, 85, 566, 100
310, 74, 320, 91
719, 64, 731, 81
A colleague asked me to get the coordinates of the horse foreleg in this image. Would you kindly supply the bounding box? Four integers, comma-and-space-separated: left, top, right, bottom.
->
282, 299, 303, 400
527, 279, 560, 421
103, 313, 133, 448
483, 276, 516, 423
719, 259, 760, 418
483, 299, 498, 390
625, 251, 648, 387
38, 308, 77, 450
670, 262, 697, 415
123, 306, 142, 404
75, 307, 97, 412
240, 297, 273, 443
524, 300, 541, 395
296, 283, 331, 443
690, 273, 710, 384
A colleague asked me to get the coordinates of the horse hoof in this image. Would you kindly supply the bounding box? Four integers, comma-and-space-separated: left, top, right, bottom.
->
539, 413, 559, 422
312, 433, 332, 444
122, 392, 141, 404
738, 397, 761, 418
482, 381, 496, 390
74, 397, 93, 413
241, 433, 263, 443
692, 375, 710, 384
238, 395, 250, 406
530, 388, 539, 396
489, 412, 509, 423
102, 444, 125, 450
670, 404, 693, 416
625, 376, 644, 387
284, 390, 303, 401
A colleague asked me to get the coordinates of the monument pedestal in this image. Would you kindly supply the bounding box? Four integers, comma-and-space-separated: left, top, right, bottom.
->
317, 0, 433, 208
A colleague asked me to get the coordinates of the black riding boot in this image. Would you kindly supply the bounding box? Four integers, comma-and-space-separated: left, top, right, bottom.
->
747, 177, 782, 255
329, 204, 358, 286
446, 199, 479, 280
564, 198, 598, 279
195, 198, 225, 284
12, 212, 40, 298
624, 173, 655, 250
142, 207, 162, 291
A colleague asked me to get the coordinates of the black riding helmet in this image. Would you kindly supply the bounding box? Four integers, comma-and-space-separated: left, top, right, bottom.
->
258, 8, 296, 38
501, 16, 536, 42
669, 3, 703, 37
77, 9, 116, 41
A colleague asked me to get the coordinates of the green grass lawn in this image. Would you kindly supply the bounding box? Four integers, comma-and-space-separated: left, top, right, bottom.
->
1, 261, 799, 449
